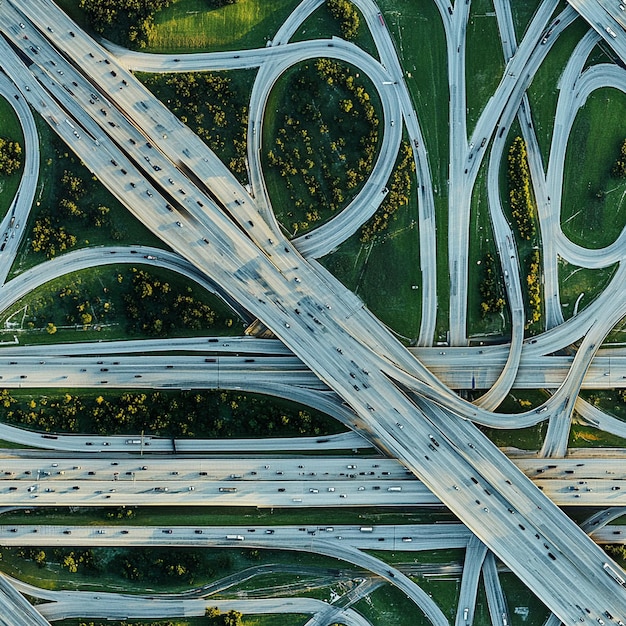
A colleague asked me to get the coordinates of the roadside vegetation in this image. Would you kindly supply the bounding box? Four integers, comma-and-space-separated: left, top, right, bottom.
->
0, 137, 22, 176
0, 97, 25, 219
291, 0, 377, 59
265, 59, 380, 235
504, 136, 542, 330
478, 252, 505, 317
326, 0, 360, 40
0, 388, 340, 438
611, 138, 626, 178
78, 0, 172, 48
359, 141, 414, 243
140, 70, 253, 184
319, 147, 421, 342
0, 265, 240, 341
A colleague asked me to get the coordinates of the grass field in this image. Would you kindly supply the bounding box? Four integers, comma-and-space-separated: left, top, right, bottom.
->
151, 0, 302, 53
466, 0, 506, 137
558, 261, 618, 321
561, 87, 626, 249
478, 390, 550, 451
0, 264, 244, 345
0, 541, 355, 596
0, 504, 458, 532
355, 582, 444, 626
0, 96, 25, 222
291, 1, 378, 59
375, 0, 450, 341
499, 571, 550, 626
510, 0, 544, 42
467, 159, 510, 339
526, 16, 589, 165
319, 168, 422, 342
569, 423, 626, 449
56, 0, 303, 53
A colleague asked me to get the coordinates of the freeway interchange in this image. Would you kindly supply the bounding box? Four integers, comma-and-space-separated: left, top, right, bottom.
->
0, 0, 625, 625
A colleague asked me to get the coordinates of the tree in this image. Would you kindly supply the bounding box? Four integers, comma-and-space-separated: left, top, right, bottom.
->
0, 137, 23, 175
327, 0, 360, 40
46, 322, 57, 335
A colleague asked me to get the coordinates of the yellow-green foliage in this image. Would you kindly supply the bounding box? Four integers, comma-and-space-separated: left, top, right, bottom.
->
526, 249, 541, 326
507, 136, 536, 240
360, 141, 415, 243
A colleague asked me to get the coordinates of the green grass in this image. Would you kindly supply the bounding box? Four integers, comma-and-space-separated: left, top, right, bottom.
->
467, 159, 510, 340
558, 261, 618, 320
478, 390, 550, 450
57, 621, 216, 626
150, 0, 303, 53
0, 96, 25, 221
499, 571, 551, 626
376, 1, 449, 341
57, 0, 303, 53
569, 423, 626, 449
0, 385, 342, 439
0, 543, 356, 595
0, 264, 243, 345
9, 119, 167, 279
0, 505, 458, 530
291, 2, 379, 60
561, 88, 626, 249
526, 16, 588, 165
466, 0, 506, 137
354, 582, 436, 626
579, 390, 626, 424
319, 171, 422, 341
605, 314, 626, 345
510, 0, 544, 42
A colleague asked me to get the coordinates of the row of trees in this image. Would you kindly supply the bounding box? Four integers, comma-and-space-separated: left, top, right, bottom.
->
0, 388, 338, 439
507, 136, 536, 240
141, 71, 249, 183
526, 249, 541, 326
327, 0, 360, 40
478, 253, 506, 316
612, 138, 626, 178
79, 0, 171, 48
0, 137, 22, 176
266, 59, 379, 233
360, 141, 414, 243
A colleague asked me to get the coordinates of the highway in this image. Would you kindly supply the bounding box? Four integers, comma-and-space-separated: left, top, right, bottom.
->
0, 4, 624, 622
0, 0, 624, 623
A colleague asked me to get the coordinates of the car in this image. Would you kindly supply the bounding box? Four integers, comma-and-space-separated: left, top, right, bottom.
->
63, 530, 71, 534
121, 530, 129, 534
19, 23, 25, 28
194, 529, 203, 534
176, 221, 183, 227
163, 529, 173, 534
